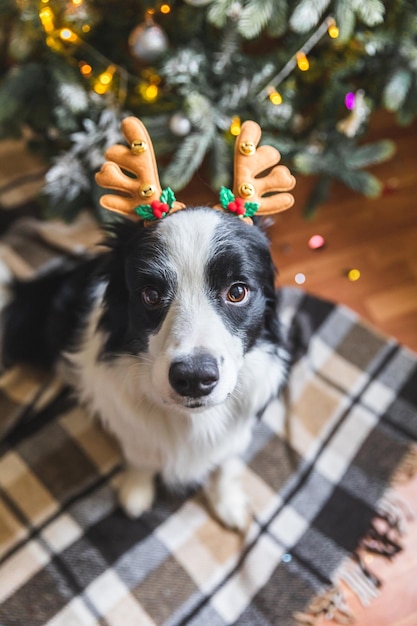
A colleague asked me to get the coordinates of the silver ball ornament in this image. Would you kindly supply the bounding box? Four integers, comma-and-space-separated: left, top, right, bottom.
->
129, 22, 168, 63
169, 113, 192, 136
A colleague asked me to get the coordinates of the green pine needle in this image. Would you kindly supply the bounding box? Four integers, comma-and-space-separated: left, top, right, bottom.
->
345, 141, 396, 169
289, 0, 331, 33
383, 69, 412, 112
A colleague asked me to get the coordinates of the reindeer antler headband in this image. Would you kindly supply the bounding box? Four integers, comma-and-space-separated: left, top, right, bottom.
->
95, 117, 295, 224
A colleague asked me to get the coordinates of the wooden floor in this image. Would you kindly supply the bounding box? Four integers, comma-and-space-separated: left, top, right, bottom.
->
183, 111, 417, 626
185, 111, 417, 353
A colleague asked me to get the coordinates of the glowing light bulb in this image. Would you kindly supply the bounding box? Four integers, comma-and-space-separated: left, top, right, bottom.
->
269, 90, 283, 105
45, 36, 56, 48
94, 66, 116, 93
160, 4, 171, 13
39, 7, 55, 33
230, 116, 241, 136
296, 52, 309, 71
79, 61, 92, 77
327, 18, 339, 38
99, 72, 113, 85
328, 24, 339, 38
94, 83, 107, 95
144, 84, 159, 101
59, 28, 78, 43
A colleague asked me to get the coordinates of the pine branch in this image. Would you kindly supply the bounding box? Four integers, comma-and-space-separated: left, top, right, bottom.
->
267, 0, 289, 37
289, 0, 331, 33
210, 133, 232, 190
383, 69, 413, 111
161, 128, 215, 191
0, 63, 44, 128
220, 61, 275, 110
335, 0, 356, 42
344, 141, 396, 169
237, 0, 275, 39
352, 0, 385, 26
337, 168, 382, 196
207, 0, 237, 28
213, 24, 241, 74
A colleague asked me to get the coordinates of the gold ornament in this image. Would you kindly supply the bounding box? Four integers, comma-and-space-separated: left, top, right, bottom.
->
239, 141, 256, 156
131, 140, 148, 154
139, 183, 156, 198
238, 182, 255, 198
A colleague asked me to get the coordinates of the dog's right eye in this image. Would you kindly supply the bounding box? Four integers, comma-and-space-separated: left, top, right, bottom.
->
141, 287, 162, 307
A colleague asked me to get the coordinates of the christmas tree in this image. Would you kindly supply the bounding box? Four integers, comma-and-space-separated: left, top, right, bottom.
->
0, 0, 416, 221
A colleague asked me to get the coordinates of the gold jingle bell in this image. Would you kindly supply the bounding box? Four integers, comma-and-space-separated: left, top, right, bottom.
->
139, 183, 156, 198
238, 182, 255, 198
239, 140, 256, 156
131, 139, 147, 154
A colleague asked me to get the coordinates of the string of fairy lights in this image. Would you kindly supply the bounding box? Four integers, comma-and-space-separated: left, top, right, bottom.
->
37, 0, 342, 135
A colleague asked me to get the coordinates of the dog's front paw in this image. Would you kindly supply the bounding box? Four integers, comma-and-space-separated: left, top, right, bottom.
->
118, 467, 155, 518
210, 487, 250, 532
205, 459, 251, 532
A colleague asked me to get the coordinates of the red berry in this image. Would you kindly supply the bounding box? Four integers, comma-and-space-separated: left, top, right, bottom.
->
227, 201, 237, 213
234, 198, 245, 215
151, 200, 169, 219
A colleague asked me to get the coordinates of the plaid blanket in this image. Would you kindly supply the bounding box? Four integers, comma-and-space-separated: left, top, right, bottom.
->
0, 218, 416, 626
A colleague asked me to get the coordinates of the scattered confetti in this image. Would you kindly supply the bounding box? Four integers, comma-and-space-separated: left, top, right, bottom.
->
295, 273, 306, 285
383, 177, 399, 195
308, 234, 325, 250
347, 268, 361, 281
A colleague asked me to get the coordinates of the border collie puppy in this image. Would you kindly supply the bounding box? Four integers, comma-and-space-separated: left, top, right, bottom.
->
1, 207, 288, 530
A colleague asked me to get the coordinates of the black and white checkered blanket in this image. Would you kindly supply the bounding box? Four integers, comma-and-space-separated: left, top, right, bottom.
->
0, 219, 416, 625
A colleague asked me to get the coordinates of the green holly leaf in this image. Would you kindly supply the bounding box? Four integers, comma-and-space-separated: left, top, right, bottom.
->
219, 186, 235, 210
244, 202, 260, 217
134, 204, 155, 220
160, 187, 176, 208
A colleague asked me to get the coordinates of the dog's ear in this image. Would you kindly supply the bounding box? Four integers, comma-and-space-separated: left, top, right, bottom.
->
99, 221, 135, 355
102, 217, 146, 253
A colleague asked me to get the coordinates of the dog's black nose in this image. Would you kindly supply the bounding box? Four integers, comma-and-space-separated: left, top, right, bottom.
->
169, 353, 219, 398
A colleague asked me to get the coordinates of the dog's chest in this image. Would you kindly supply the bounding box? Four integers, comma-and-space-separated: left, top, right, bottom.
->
75, 359, 253, 483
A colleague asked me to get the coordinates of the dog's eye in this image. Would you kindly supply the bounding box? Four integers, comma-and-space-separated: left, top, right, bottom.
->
226, 283, 249, 304
141, 287, 162, 307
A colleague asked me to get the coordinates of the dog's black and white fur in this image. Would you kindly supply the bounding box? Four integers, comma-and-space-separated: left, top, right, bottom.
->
0, 207, 288, 529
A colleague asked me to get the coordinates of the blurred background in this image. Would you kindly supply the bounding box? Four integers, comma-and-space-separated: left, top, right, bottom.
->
0, 0, 416, 350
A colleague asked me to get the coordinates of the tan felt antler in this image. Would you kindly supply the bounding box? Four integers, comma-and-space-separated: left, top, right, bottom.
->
233, 120, 295, 215
95, 116, 185, 219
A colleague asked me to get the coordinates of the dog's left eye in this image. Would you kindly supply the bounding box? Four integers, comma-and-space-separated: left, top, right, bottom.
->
226, 283, 250, 304
141, 286, 162, 307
